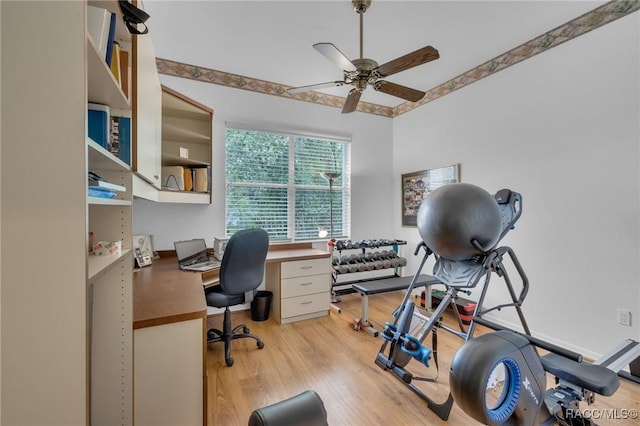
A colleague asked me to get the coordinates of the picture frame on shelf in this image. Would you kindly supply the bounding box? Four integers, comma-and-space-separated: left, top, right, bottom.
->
133, 234, 154, 267
401, 163, 460, 227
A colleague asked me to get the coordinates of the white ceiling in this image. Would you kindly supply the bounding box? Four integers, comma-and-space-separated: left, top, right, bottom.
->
143, 0, 605, 107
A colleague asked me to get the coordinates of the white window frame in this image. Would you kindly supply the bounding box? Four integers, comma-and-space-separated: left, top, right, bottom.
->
225, 122, 351, 241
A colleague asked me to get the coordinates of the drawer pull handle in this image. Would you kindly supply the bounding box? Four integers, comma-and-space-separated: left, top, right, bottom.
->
300, 301, 313, 305
300, 266, 313, 270
300, 282, 313, 286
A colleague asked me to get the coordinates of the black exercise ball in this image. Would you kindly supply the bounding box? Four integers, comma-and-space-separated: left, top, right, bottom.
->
417, 183, 502, 261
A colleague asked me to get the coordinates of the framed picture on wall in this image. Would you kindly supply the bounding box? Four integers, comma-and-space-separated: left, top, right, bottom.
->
401, 163, 460, 226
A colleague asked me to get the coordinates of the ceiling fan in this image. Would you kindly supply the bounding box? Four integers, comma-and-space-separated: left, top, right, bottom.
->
287, 0, 439, 114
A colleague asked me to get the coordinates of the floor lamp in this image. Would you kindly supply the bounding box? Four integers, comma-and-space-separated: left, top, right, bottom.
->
321, 171, 341, 239
322, 171, 341, 308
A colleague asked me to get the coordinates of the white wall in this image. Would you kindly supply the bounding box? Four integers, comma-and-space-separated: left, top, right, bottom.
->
133, 76, 394, 250
134, 9, 639, 360
392, 14, 640, 359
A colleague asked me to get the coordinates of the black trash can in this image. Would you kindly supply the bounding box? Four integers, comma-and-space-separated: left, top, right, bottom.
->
251, 290, 273, 321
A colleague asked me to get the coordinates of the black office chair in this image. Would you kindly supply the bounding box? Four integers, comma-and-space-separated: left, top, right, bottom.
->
206, 228, 269, 366
248, 390, 328, 426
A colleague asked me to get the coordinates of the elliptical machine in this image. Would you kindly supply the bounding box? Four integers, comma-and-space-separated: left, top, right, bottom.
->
376, 183, 627, 425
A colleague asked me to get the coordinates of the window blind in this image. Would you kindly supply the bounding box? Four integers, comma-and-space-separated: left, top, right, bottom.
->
225, 126, 351, 241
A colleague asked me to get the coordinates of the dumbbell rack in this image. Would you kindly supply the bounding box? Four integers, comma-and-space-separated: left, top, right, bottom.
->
330, 239, 408, 302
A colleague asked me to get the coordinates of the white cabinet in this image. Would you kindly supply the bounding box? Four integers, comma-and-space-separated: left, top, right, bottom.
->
131, 82, 214, 205
159, 85, 213, 204
132, 0, 162, 188
1, 1, 133, 423
86, 1, 134, 424
134, 319, 204, 426
267, 257, 331, 324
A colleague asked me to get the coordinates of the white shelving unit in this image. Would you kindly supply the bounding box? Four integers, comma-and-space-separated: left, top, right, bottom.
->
159, 85, 213, 204
86, 1, 134, 424
2, 1, 134, 424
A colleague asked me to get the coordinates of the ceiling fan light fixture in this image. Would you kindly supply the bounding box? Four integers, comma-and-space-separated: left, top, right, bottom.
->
352, 0, 371, 14
287, 0, 439, 113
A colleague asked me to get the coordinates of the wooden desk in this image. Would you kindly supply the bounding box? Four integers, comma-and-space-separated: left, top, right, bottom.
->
134, 243, 330, 326
131, 243, 330, 425
133, 258, 207, 328
133, 258, 207, 426
201, 244, 331, 287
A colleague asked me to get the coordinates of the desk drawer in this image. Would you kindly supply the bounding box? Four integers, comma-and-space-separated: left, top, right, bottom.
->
281, 274, 329, 298
281, 257, 329, 279
281, 292, 330, 318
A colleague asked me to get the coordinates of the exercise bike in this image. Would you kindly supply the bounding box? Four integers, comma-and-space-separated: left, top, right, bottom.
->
375, 183, 639, 425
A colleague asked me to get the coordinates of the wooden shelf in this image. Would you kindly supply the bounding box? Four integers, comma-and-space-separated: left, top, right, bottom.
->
88, 0, 131, 44
161, 153, 210, 167
88, 137, 130, 171
156, 85, 213, 205
88, 196, 132, 206
88, 248, 132, 283
87, 36, 130, 109
162, 121, 210, 144
157, 190, 210, 204
162, 88, 211, 119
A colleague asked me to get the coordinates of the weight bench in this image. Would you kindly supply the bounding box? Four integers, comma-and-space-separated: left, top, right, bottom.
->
352, 274, 440, 336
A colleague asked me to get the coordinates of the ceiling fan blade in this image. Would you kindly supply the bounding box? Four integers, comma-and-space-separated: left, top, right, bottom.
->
342, 88, 362, 114
287, 81, 345, 95
313, 43, 357, 72
374, 81, 425, 102
376, 45, 439, 77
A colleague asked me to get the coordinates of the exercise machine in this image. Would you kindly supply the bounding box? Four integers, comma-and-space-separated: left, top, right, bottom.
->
375, 183, 639, 424
376, 183, 528, 420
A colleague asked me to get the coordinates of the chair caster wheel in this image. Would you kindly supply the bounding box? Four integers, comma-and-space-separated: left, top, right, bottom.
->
226, 358, 234, 367
257, 341, 265, 349
243, 326, 250, 334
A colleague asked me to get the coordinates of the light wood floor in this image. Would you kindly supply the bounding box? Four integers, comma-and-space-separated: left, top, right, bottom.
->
206, 291, 640, 426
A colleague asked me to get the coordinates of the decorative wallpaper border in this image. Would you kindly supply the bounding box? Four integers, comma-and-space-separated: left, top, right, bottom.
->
155, 58, 395, 117
157, 0, 639, 118
393, 0, 640, 116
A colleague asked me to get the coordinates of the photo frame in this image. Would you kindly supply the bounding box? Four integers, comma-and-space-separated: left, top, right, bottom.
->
401, 163, 460, 227
133, 235, 154, 267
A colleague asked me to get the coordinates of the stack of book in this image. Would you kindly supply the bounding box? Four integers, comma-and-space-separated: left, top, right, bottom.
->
87, 5, 130, 99
161, 166, 211, 192
109, 115, 131, 165
88, 171, 126, 199
88, 103, 131, 166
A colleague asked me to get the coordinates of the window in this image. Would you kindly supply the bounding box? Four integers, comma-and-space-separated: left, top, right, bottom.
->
225, 125, 350, 241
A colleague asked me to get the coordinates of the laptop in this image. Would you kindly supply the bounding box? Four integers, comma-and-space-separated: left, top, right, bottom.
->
174, 238, 221, 272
